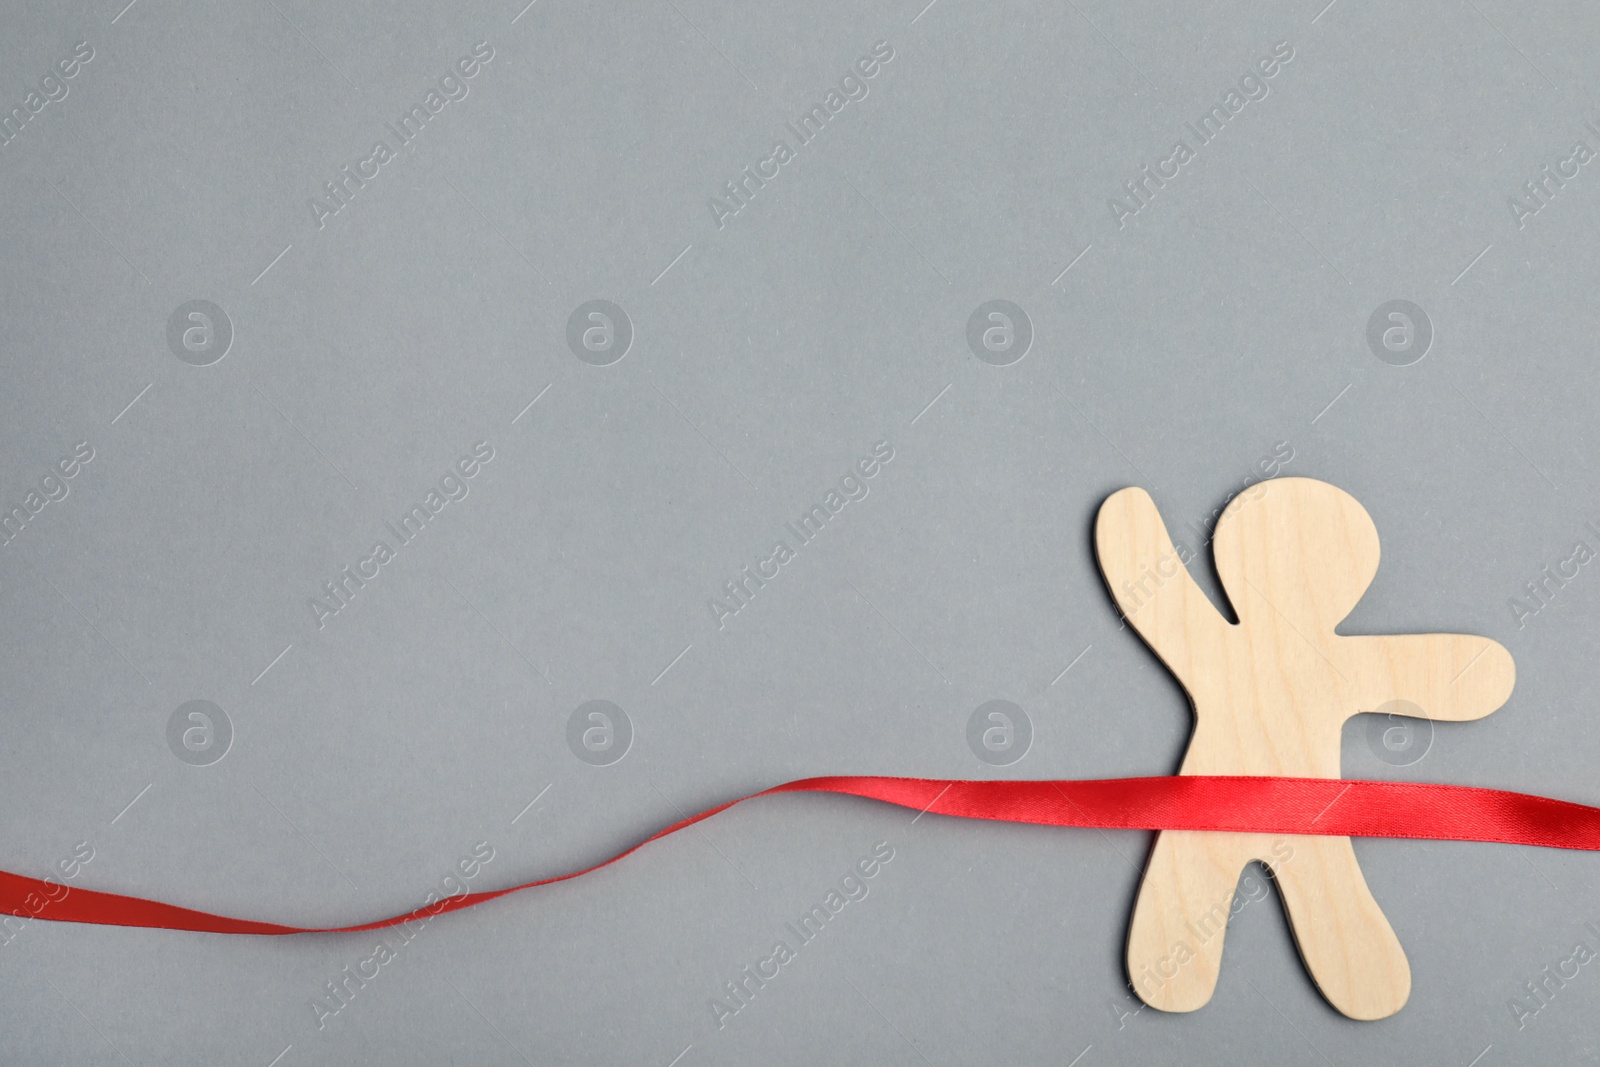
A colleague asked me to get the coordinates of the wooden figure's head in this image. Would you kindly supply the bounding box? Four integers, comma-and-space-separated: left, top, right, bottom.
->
1212, 476, 1381, 635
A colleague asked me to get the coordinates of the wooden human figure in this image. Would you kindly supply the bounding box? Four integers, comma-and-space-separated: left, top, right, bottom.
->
1094, 477, 1515, 1020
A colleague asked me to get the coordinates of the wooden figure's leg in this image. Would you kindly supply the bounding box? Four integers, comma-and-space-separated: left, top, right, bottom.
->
1127, 830, 1256, 1012
1267, 834, 1411, 1020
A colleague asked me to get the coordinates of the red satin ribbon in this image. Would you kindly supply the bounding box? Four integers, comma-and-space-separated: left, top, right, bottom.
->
11, 774, 1600, 935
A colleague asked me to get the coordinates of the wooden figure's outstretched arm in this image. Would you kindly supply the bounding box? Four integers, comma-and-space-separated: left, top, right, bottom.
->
1339, 633, 1515, 722
1095, 488, 1232, 696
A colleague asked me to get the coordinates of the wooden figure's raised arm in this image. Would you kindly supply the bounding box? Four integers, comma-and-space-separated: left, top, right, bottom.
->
1339, 633, 1515, 722
1095, 487, 1233, 698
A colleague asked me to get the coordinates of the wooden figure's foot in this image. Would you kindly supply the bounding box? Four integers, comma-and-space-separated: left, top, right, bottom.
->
1127, 830, 1249, 1012
1270, 835, 1410, 1020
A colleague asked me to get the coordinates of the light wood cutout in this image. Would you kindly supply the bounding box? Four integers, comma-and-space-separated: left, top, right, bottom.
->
1095, 477, 1514, 1020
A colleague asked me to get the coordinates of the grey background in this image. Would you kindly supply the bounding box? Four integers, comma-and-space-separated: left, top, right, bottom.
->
0, 0, 1596, 1063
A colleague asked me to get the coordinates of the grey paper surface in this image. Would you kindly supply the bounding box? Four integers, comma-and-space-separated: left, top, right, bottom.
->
2, 0, 1599, 1063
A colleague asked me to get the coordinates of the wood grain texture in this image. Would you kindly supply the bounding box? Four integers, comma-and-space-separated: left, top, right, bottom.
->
1095, 477, 1514, 1020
